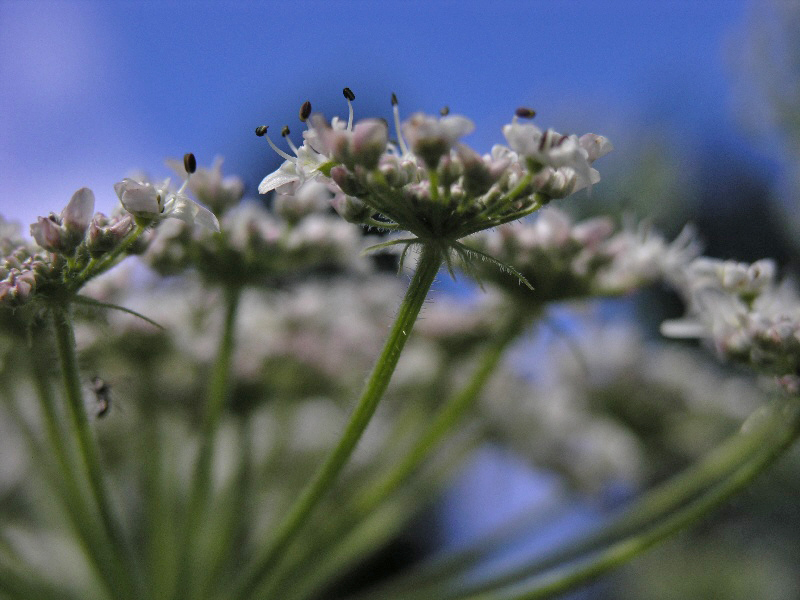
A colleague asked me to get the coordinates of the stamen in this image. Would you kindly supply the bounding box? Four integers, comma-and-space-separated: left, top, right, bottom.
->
177, 154, 194, 194
299, 101, 312, 123
391, 92, 409, 155
258, 125, 296, 162
183, 152, 197, 174
343, 87, 355, 131
282, 125, 300, 154
440, 106, 450, 116
515, 107, 536, 119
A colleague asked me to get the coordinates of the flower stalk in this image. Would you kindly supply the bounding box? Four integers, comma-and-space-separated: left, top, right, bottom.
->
50, 303, 140, 600
230, 243, 443, 600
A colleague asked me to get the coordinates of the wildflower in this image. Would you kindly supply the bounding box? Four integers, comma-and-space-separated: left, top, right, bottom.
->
663, 256, 800, 393
502, 119, 612, 195
256, 91, 613, 279
463, 208, 699, 304
166, 156, 245, 216
114, 155, 220, 232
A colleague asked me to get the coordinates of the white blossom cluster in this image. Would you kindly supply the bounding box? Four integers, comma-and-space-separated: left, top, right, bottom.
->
0, 155, 221, 309
464, 208, 700, 305
257, 92, 612, 265
481, 325, 767, 491
663, 257, 800, 393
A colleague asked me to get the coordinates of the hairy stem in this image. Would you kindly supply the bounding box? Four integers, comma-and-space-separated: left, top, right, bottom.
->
230, 243, 443, 600
50, 304, 139, 600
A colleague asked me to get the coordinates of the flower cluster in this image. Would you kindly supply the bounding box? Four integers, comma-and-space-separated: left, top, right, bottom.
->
463, 208, 700, 305
256, 91, 612, 269
663, 257, 800, 392
0, 155, 219, 309
146, 158, 366, 285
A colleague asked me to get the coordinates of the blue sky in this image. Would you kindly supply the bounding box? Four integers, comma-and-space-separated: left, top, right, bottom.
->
1, 0, 758, 229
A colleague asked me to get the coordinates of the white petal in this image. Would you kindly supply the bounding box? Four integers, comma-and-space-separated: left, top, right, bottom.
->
258, 167, 299, 194
165, 196, 220, 232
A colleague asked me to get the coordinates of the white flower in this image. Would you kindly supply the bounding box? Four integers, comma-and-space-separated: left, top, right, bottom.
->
114, 178, 219, 232
401, 112, 475, 167
502, 121, 612, 191
257, 120, 338, 195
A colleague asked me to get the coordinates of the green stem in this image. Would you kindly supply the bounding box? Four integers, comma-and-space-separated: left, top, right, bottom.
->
280, 432, 483, 600
173, 285, 242, 600
5, 364, 121, 599
50, 304, 139, 600
354, 310, 528, 516
396, 395, 800, 600
248, 307, 530, 600
73, 223, 145, 288
230, 243, 443, 600
465, 397, 800, 600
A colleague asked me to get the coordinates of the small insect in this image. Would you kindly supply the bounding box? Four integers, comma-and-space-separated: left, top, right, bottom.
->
91, 376, 112, 419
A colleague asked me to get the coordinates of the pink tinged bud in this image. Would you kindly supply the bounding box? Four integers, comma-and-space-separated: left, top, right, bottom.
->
330, 165, 364, 197
61, 187, 95, 233
350, 119, 389, 170
30, 216, 64, 252
331, 192, 371, 224
402, 113, 475, 169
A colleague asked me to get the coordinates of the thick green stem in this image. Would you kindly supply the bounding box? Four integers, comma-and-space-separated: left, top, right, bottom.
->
50, 304, 139, 600
354, 310, 528, 516
173, 285, 242, 600
251, 305, 529, 600
230, 243, 443, 600
274, 311, 528, 600
28, 347, 128, 597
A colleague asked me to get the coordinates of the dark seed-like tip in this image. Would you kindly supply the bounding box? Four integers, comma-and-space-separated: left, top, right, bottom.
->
281, 125, 290, 137
299, 100, 312, 122
343, 87, 355, 101
183, 153, 197, 174
391, 92, 398, 106
255, 125, 268, 137
440, 106, 450, 116
515, 107, 536, 119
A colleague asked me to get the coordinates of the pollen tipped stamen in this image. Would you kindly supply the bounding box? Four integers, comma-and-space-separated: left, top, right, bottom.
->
391, 92, 409, 155
343, 87, 355, 131
263, 128, 297, 163
282, 125, 300, 155
299, 100, 312, 123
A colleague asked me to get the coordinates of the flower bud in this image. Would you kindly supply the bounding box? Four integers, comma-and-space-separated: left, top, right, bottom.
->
331, 192, 371, 224
402, 113, 475, 169
61, 188, 95, 235
30, 216, 64, 252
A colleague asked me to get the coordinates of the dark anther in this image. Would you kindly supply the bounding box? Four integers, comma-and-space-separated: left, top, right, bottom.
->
255, 125, 268, 137
183, 153, 197, 174
391, 92, 398, 106
299, 101, 312, 122
440, 106, 450, 116
343, 87, 355, 101
515, 107, 537, 119
281, 125, 290, 137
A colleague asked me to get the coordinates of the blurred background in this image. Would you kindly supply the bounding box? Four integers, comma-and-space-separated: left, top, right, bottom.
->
3, 0, 800, 598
